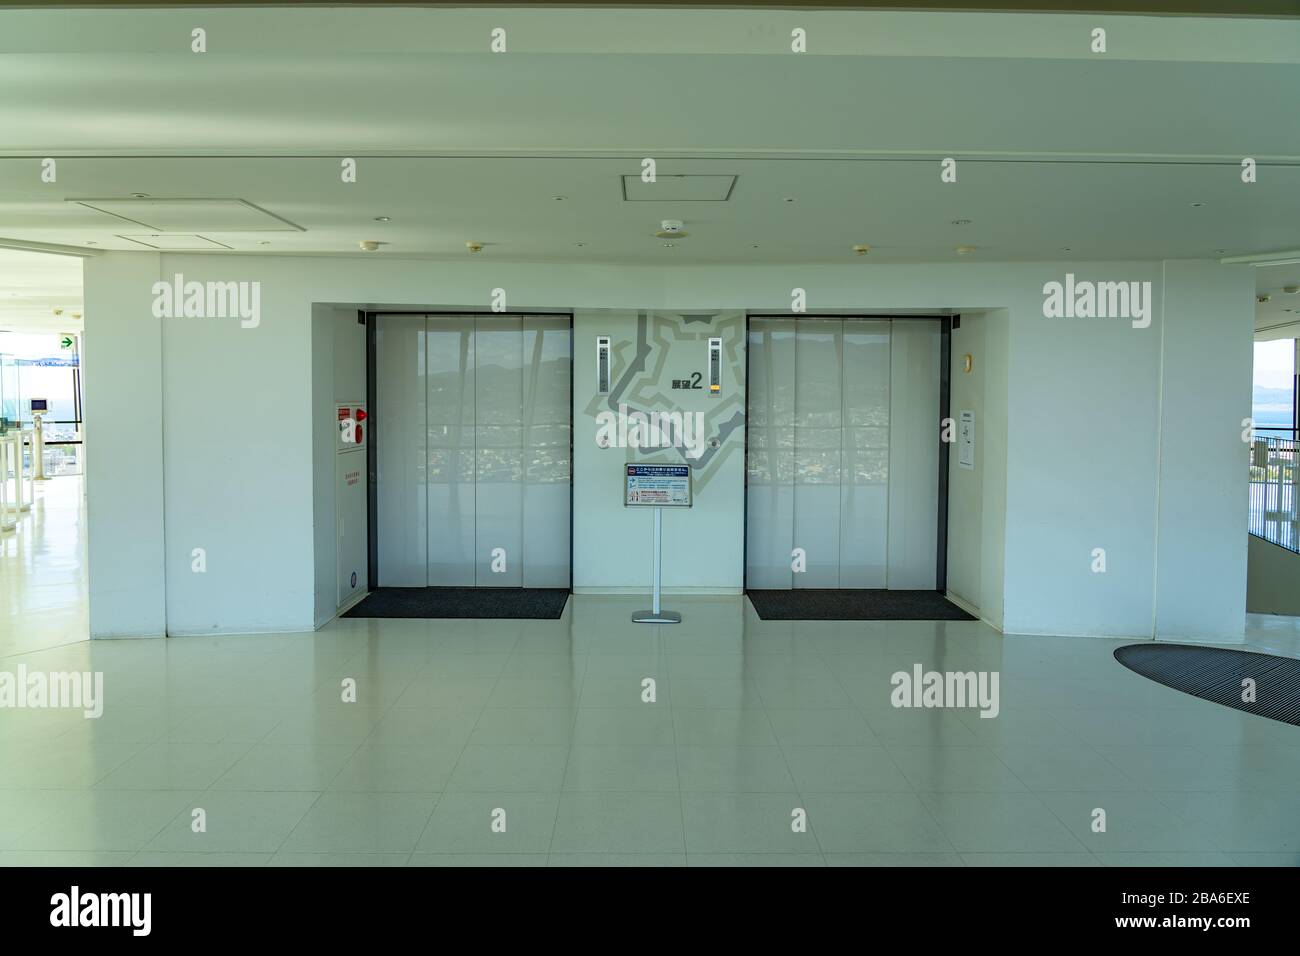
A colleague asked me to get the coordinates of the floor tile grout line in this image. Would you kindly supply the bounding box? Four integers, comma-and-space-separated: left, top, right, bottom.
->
406, 628, 530, 857
542, 649, 592, 857
833, 649, 970, 858
757, 653, 828, 864
664, 636, 690, 862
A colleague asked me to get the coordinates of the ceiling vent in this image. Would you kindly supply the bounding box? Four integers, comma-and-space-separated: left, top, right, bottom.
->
118, 235, 234, 251
70, 198, 304, 233
622, 175, 736, 202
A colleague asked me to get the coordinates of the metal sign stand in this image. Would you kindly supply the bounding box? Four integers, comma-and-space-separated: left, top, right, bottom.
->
632, 506, 681, 624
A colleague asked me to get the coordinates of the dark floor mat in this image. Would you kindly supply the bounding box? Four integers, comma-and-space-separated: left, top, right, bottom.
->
342, 587, 570, 620
1114, 643, 1300, 726
746, 589, 977, 621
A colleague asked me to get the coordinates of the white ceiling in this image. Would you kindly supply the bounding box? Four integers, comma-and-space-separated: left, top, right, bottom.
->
0, 6, 1297, 330
0, 249, 82, 334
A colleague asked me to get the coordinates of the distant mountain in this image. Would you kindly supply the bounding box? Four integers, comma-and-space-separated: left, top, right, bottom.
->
1253, 385, 1294, 405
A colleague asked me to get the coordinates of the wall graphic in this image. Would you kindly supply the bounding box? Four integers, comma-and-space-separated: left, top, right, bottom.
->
582, 310, 745, 495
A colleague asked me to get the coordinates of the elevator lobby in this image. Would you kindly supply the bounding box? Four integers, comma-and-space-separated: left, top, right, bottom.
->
1, 2, 1299, 885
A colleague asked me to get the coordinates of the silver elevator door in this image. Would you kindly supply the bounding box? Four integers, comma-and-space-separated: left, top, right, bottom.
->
746, 317, 940, 590
375, 314, 571, 588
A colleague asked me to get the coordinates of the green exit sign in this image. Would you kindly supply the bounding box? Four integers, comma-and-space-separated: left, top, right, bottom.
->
60, 336, 73, 350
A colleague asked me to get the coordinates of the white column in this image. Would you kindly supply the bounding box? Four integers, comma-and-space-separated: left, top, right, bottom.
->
1153, 260, 1254, 642
83, 253, 167, 638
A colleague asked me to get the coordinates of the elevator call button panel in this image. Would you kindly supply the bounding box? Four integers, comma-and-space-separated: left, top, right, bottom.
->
596, 336, 611, 394
708, 337, 722, 393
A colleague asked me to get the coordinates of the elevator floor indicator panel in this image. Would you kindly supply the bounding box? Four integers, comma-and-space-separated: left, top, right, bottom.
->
625, 463, 692, 507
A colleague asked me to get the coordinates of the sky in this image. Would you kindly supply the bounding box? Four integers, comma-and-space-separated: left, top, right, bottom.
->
1254, 339, 1296, 392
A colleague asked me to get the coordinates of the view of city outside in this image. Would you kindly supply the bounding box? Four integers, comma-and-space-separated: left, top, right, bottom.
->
0, 330, 81, 476
1252, 338, 1297, 436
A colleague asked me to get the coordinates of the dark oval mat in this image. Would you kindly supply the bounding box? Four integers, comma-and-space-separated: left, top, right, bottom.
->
1114, 643, 1300, 726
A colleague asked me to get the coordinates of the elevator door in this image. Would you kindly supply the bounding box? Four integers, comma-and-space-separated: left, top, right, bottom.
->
746, 317, 939, 590
376, 314, 571, 588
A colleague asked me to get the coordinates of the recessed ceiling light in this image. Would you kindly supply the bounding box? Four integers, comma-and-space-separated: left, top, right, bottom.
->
574, 242, 586, 247
85, 241, 97, 245
751, 244, 760, 249
466, 241, 483, 253
130, 193, 150, 199
553, 196, 566, 202
1189, 201, 1207, 208
951, 219, 972, 226
359, 240, 381, 252
852, 245, 870, 256
259, 241, 271, 246
1215, 249, 1227, 255
1257, 295, 1271, 303
956, 245, 976, 255
783, 197, 796, 203
1282, 286, 1299, 295
1061, 247, 1072, 252
373, 216, 391, 222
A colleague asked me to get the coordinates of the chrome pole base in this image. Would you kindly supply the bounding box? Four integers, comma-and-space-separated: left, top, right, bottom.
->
631, 610, 682, 624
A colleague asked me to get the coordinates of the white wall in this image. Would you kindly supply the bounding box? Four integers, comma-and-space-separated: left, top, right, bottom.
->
946, 312, 986, 613
573, 309, 746, 593
980, 309, 1010, 631
310, 304, 366, 628
1153, 261, 1254, 640
82, 253, 167, 638
1246, 534, 1300, 616
155, 258, 317, 635
946, 309, 1010, 630
999, 267, 1164, 637
83, 253, 1254, 641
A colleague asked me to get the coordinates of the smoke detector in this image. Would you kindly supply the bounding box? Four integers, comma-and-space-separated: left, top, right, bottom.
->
654, 219, 687, 238
466, 241, 484, 253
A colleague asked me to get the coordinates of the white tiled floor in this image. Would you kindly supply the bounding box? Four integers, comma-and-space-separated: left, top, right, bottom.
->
0, 475, 87, 659
1, 477, 1298, 866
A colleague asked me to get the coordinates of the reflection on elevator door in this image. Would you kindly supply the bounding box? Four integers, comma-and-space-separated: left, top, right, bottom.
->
375, 314, 572, 589
746, 317, 940, 590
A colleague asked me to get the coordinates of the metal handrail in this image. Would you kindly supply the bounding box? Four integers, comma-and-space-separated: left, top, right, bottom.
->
1248, 435, 1299, 553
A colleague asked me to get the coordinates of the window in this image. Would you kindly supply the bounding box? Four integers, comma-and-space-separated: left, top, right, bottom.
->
0, 331, 82, 476
1252, 338, 1296, 438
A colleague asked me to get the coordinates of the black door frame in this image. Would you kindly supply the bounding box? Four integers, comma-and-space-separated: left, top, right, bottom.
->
742, 312, 955, 593
364, 310, 576, 592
